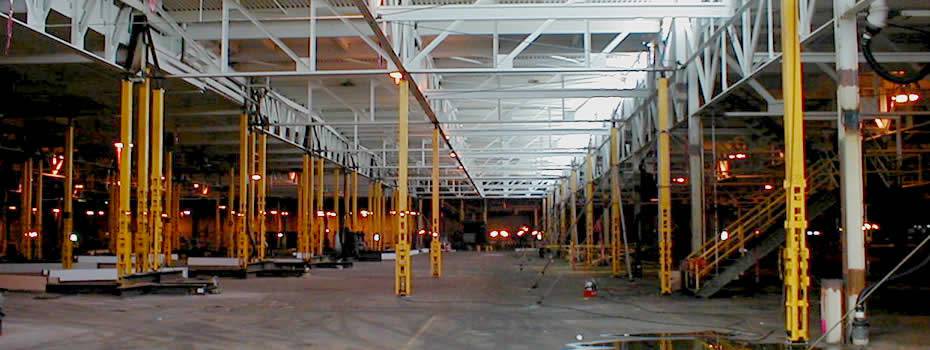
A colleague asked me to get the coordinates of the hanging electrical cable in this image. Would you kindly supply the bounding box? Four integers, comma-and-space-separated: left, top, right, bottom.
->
861, 0, 930, 84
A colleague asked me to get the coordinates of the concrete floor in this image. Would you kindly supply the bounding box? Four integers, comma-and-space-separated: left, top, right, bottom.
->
0, 252, 924, 349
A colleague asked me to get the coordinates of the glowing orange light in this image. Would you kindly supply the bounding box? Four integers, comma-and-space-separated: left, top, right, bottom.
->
389, 71, 403, 84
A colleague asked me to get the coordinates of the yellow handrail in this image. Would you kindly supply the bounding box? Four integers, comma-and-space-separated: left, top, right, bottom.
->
687, 159, 837, 283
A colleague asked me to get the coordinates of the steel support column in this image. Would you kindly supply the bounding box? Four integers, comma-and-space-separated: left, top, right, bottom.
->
585, 153, 594, 267
151, 87, 165, 268
657, 77, 672, 295
134, 76, 151, 273
570, 168, 578, 269
257, 133, 267, 261
430, 126, 442, 278
117, 80, 133, 278
165, 151, 175, 263
782, 0, 811, 340
237, 113, 250, 267
316, 157, 324, 255
62, 123, 74, 269
395, 79, 412, 296
835, 0, 866, 339
610, 127, 623, 277
34, 160, 43, 260
226, 166, 234, 257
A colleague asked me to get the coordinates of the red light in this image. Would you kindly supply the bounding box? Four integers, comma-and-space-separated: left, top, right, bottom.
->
763, 184, 774, 190
500, 230, 509, 238
490, 230, 499, 238
418, 229, 427, 235
672, 177, 687, 184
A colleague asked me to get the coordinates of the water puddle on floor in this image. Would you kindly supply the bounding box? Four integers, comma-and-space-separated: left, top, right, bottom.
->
565, 331, 809, 349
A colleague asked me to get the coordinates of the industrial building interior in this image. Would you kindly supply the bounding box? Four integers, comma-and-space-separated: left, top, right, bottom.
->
0, 0, 929, 348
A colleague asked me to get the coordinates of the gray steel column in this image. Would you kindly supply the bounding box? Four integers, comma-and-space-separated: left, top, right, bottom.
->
834, 0, 867, 337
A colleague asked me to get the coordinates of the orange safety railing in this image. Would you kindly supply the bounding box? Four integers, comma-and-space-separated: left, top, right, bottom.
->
684, 159, 838, 290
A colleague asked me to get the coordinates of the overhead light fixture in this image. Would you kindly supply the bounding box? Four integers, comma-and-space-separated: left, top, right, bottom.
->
251, 174, 262, 181
874, 118, 890, 129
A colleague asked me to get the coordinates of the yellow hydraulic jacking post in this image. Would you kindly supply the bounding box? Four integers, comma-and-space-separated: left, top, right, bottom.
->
316, 157, 324, 254
248, 131, 257, 261
569, 168, 578, 269
34, 160, 43, 260
226, 167, 235, 257
108, 176, 118, 253
298, 155, 308, 259
610, 127, 622, 277
430, 126, 442, 278
237, 113, 250, 268
585, 153, 594, 268
308, 154, 315, 256
150, 86, 165, 269
164, 151, 175, 264
332, 167, 340, 246
780, 0, 810, 341
352, 171, 359, 232
257, 133, 267, 261
21, 160, 32, 259
117, 79, 134, 278
62, 123, 75, 269
657, 77, 672, 295
135, 75, 151, 273
395, 78, 412, 296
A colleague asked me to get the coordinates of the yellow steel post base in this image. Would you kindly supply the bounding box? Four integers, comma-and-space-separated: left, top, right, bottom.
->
395, 79, 412, 296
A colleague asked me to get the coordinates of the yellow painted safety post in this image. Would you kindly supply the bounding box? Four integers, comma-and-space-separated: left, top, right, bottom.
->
135, 76, 151, 273
257, 133, 267, 261
395, 79, 412, 296
569, 168, 578, 269
164, 152, 175, 264
170, 182, 181, 260
226, 166, 235, 257
237, 113, 250, 267
430, 127, 442, 277
781, 0, 810, 341
316, 157, 324, 254
657, 77, 672, 295
585, 153, 594, 267
117, 79, 133, 278
62, 123, 75, 269
248, 131, 257, 261
610, 127, 622, 277
151, 87, 165, 269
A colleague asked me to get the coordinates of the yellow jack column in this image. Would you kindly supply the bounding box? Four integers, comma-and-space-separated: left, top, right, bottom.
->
657, 77, 672, 295
569, 168, 578, 269
134, 76, 151, 273
308, 153, 315, 256
226, 167, 235, 257
610, 127, 625, 278
430, 127, 442, 278
62, 123, 75, 269
395, 79, 412, 296
298, 155, 308, 259
34, 160, 43, 260
164, 151, 175, 264
150, 87, 165, 268
257, 133, 267, 261
316, 157, 324, 254
781, 0, 810, 341
21, 160, 32, 260
352, 171, 359, 232
237, 113, 250, 267
585, 153, 594, 267
117, 79, 134, 278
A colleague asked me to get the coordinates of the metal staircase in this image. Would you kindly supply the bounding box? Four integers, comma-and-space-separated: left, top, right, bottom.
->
684, 159, 839, 297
